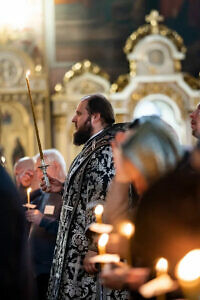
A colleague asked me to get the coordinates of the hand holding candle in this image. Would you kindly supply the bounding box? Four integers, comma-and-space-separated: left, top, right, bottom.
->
139, 273, 178, 298
139, 257, 178, 299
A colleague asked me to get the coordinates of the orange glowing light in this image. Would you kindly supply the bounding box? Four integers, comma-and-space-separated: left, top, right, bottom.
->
98, 233, 109, 255
156, 257, 168, 276
176, 249, 200, 282
119, 222, 135, 238
94, 204, 104, 224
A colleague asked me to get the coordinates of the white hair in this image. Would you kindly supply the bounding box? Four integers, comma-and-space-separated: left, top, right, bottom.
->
34, 149, 66, 181
14, 156, 34, 172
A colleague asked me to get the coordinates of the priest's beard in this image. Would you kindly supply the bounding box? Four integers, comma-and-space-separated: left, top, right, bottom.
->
73, 117, 93, 146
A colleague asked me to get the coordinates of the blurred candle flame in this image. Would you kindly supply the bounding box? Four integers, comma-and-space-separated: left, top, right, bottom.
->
1, 156, 5, 164
94, 204, 104, 224
176, 249, 200, 281
156, 258, 168, 275
119, 222, 135, 265
26, 70, 30, 78
27, 187, 32, 207
119, 222, 135, 238
98, 233, 109, 255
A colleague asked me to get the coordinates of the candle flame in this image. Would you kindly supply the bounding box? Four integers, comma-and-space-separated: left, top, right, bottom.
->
156, 257, 168, 273
98, 233, 109, 248
176, 249, 200, 281
95, 204, 104, 216
27, 187, 32, 194
1, 156, 6, 163
119, 222, 135, 238
26, 70, 30, 78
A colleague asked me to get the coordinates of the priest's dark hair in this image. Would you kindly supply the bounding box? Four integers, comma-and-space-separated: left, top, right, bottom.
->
83, 94, 115, 126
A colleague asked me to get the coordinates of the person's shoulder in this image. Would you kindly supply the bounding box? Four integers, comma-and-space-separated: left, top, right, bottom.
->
101, 123, 130, 141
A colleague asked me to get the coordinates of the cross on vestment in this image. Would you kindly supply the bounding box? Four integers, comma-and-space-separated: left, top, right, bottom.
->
63, 204, 73, 211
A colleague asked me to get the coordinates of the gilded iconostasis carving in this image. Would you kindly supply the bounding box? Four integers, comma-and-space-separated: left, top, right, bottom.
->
1, 0, 200, 174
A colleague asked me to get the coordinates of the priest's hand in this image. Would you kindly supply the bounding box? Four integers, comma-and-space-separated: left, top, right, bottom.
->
83, 250, 98, 274
40, 175, 64, 193
25, 209, 43, 225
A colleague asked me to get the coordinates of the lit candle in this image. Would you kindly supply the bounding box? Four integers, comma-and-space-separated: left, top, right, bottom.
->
119, 221, 135, 265
98, 233, 109, 256
156, 257, 168, 277
155, 258, 168, 300
27, 187, 32, 209
0, 155, 6, 166
26, 71, 50, 187
119, 222, 135, 239
98, 233, 109, 269
175, 249, 200, 300
94, 204, 104, 224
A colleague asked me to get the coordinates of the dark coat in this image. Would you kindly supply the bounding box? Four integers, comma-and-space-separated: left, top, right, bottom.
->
0, 165, 36, 299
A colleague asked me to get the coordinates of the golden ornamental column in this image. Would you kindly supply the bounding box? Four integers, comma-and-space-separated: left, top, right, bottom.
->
53, 115, 68, 166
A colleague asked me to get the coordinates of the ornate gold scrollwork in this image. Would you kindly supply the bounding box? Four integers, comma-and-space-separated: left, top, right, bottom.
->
129, 82, 186, 118
124, 10, 186, 56
63, 60, 109, 84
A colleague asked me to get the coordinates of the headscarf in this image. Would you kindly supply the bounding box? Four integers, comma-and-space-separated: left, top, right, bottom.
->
121, 117, 183, 186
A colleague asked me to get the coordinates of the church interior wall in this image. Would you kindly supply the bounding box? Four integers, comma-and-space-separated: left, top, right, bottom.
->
1, 0, 200, 173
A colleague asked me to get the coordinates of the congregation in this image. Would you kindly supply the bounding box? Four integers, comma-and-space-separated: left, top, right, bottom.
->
1, 93, 200, 300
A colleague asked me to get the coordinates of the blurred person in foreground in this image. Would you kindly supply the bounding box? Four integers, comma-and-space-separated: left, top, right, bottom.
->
103, 116, 180, 232
103, 116, 166, 229
25, 149, 66, 300
0, 164, 36, 299
41, 94, 128, 299
100, 117, 184, 297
